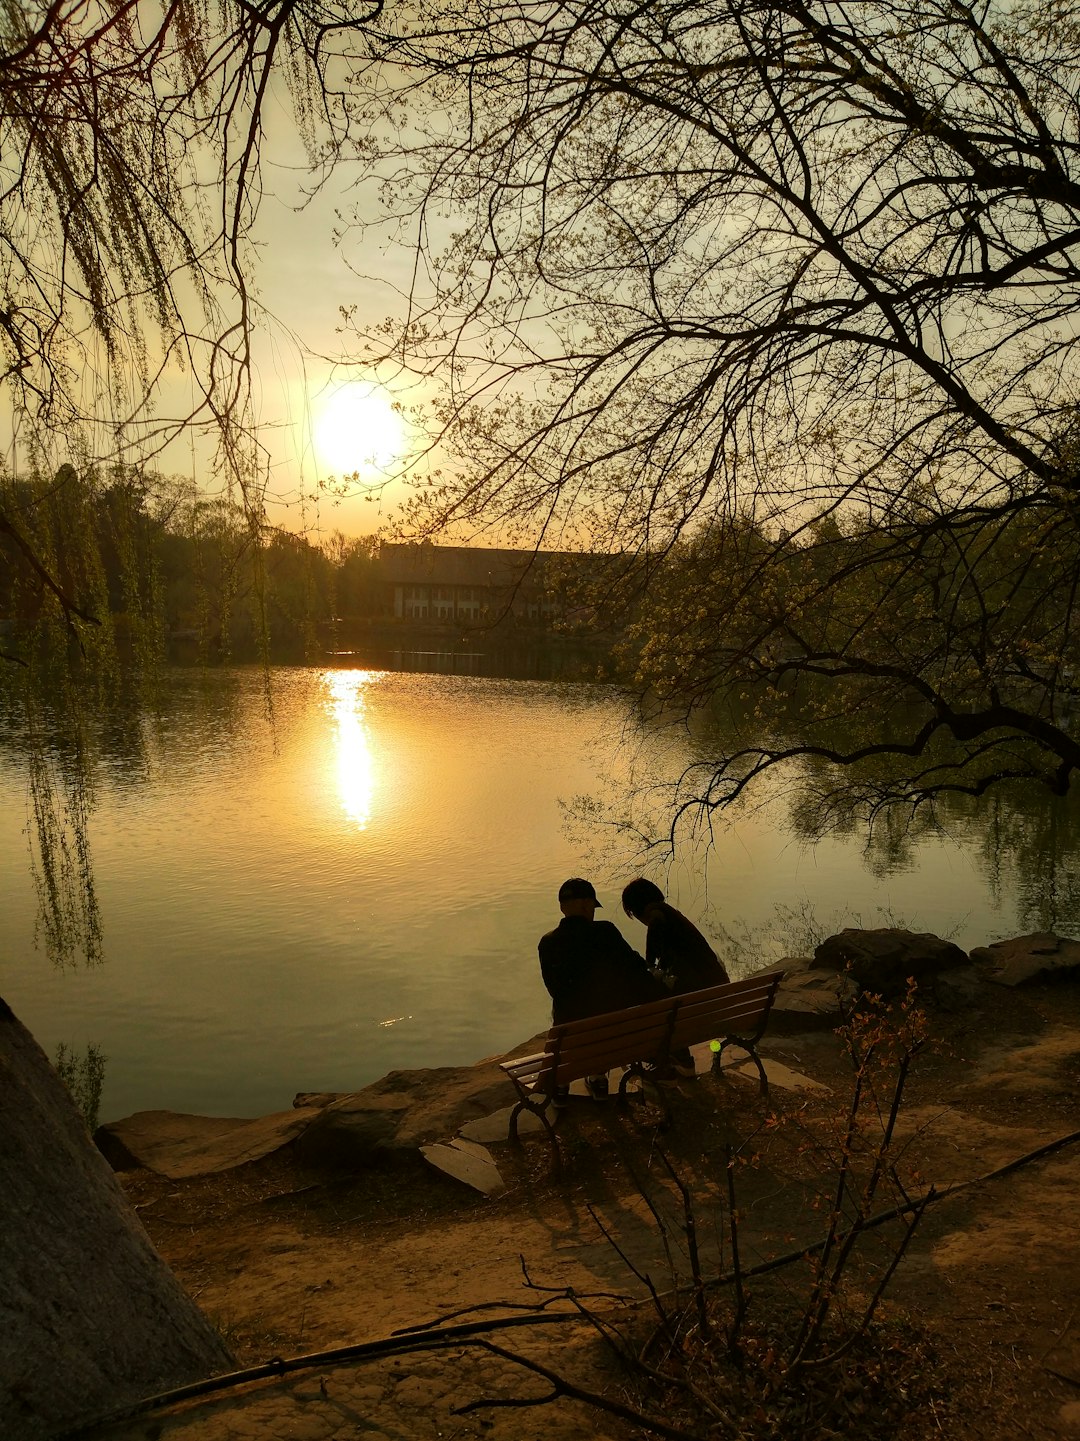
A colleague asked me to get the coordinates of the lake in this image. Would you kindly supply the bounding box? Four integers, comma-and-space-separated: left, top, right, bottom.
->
1, 663, 1075, 1122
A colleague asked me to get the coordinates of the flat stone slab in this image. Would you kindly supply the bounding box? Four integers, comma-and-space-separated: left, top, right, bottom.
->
421, 1141, 504, 1195
95, 1108, 322, 1180
725, 1058, 831, 1093
444, 1135, 496, 1163
690, 1041, 715, 1073
969, 932, 1080, 987
458, 1103, 551, 1143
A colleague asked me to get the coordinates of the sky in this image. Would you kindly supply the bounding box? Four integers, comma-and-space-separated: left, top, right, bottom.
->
83, 71, 441, 543
0, 50, 430, 542
238, 110, 426, 540
0, 37, 530, 548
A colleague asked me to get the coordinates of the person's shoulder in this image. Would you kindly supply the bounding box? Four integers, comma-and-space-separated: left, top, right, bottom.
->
667, 904, 705, 932
648, 903, 681, 930
540, 914, 579, 943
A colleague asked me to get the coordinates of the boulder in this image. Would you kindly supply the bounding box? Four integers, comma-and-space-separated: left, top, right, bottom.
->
294, 1062, 514, 1170
98, 1052, 530, 1181
757, 956, 859, 1032
0, 998, 232, 1440
813, 928, 970, 998
969, 932, 1080, 987
96, 1106, 323, 1180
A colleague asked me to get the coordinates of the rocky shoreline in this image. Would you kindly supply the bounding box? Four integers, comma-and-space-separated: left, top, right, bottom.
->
9, 926, 1080, 1441
93, 929, 1080, 1184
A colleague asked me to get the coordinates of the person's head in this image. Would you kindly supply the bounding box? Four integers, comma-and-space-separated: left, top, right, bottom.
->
558, 876, 602, 919
622, 877, 665, 921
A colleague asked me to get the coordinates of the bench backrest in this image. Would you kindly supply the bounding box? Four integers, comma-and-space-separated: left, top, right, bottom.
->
537, 970, 783, 1089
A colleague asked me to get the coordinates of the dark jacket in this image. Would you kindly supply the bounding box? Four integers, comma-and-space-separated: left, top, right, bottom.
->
645, 904, 729, 994
538, 916, 666, 1025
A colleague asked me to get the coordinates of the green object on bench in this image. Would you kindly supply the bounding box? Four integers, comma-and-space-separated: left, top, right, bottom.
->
500, 970, 784, 1164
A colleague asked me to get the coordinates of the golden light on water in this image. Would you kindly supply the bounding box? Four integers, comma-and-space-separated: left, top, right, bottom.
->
323, 670, 380, 828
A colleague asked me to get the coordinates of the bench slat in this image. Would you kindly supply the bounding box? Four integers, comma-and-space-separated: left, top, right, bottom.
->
501, 972, 783, 1094
499, 971, 784, 1167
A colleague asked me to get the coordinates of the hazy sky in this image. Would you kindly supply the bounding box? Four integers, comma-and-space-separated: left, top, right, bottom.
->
243, 106, 426, 540
131, 80, 436, 542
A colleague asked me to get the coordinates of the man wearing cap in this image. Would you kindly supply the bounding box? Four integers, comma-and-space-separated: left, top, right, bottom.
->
538, 878, 666, 1098
540, 878, 661, 1021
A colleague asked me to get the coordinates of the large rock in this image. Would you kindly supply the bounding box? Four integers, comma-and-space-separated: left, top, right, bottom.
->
96, 1106, 323, 1180
0, 998, 232, 1440
294, 1061, 514, 1170
813, 928, 970, 998
98, 1054, 525, 1178
969, 932, 1080, 987
758, 957, 859, 1031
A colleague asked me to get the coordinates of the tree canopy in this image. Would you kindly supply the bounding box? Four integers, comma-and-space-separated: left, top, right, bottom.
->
0, 0, 389, 650
347, 0, 1080, 825
6, 0, 1080, 834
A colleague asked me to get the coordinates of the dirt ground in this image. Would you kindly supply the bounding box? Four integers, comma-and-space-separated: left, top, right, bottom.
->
89, 980, 1080, 1441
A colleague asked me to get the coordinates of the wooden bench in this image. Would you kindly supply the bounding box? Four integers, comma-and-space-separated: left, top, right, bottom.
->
500, 970, 784, 1164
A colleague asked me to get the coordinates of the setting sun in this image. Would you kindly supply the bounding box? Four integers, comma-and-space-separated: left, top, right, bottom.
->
312, 380, 406, 478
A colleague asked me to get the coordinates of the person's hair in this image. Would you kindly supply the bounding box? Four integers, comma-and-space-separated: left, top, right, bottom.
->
622, 877, 664, 918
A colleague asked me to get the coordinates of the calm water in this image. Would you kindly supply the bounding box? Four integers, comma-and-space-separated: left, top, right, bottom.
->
1, 665, 1073, 1122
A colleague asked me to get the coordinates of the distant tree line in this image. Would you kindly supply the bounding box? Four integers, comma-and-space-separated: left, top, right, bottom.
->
0, 466, 382, 668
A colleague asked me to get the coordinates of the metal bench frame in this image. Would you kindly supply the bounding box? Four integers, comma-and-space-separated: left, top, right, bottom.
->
500, 971, 784, 1165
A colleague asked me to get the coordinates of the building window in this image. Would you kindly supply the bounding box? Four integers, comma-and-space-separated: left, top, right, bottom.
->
404, 585, 429, 620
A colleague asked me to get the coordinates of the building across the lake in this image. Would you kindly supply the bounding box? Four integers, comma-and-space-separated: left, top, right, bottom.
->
380, 542, 604, 628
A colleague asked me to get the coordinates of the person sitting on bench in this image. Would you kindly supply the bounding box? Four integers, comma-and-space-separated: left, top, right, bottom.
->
621, 877, 730, 994
538, 877, 666, 1100
622, 878, 730, 1076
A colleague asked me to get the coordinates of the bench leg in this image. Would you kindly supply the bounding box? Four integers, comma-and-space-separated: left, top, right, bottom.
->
508, 1095, 561, 1168
714, 1039, 769, 1096
618, 1063, 672, 1126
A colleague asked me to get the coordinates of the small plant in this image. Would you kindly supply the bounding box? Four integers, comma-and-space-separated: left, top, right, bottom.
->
777, 983, 932, 1384
449, 985, 940, 1439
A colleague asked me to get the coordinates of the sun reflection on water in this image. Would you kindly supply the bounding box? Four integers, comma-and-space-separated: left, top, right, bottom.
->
322, 670, 382, 828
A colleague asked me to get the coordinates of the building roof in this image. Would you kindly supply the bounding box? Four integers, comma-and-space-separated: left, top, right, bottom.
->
380, 542, 588, 589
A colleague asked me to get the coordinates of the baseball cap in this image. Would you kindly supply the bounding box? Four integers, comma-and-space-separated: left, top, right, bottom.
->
558, 877, 602, 906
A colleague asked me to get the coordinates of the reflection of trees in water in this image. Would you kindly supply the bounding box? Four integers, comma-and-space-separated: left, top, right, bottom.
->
934, 785, 1080, 938
785, 710, 1080, 934
588, 687, 1080, 938
791, 742, 1080, 937
778, 711, 1080, 934
54, 1042, 106, 1133
11, 679, 105, 971
4, 664, 255, 970
27, 728, 102, 969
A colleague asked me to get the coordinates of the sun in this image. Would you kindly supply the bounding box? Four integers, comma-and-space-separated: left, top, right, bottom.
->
311, 381, 407, 478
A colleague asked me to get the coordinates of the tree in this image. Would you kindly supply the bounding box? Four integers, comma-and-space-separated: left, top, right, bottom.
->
0, 0, 386, 642
349, 0, 1080, 829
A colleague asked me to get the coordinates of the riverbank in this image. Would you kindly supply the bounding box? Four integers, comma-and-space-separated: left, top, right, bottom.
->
80, 942, 1080, 1441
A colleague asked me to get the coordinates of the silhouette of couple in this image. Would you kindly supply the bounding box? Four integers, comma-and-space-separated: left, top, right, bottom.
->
537, 876, 729, 1098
